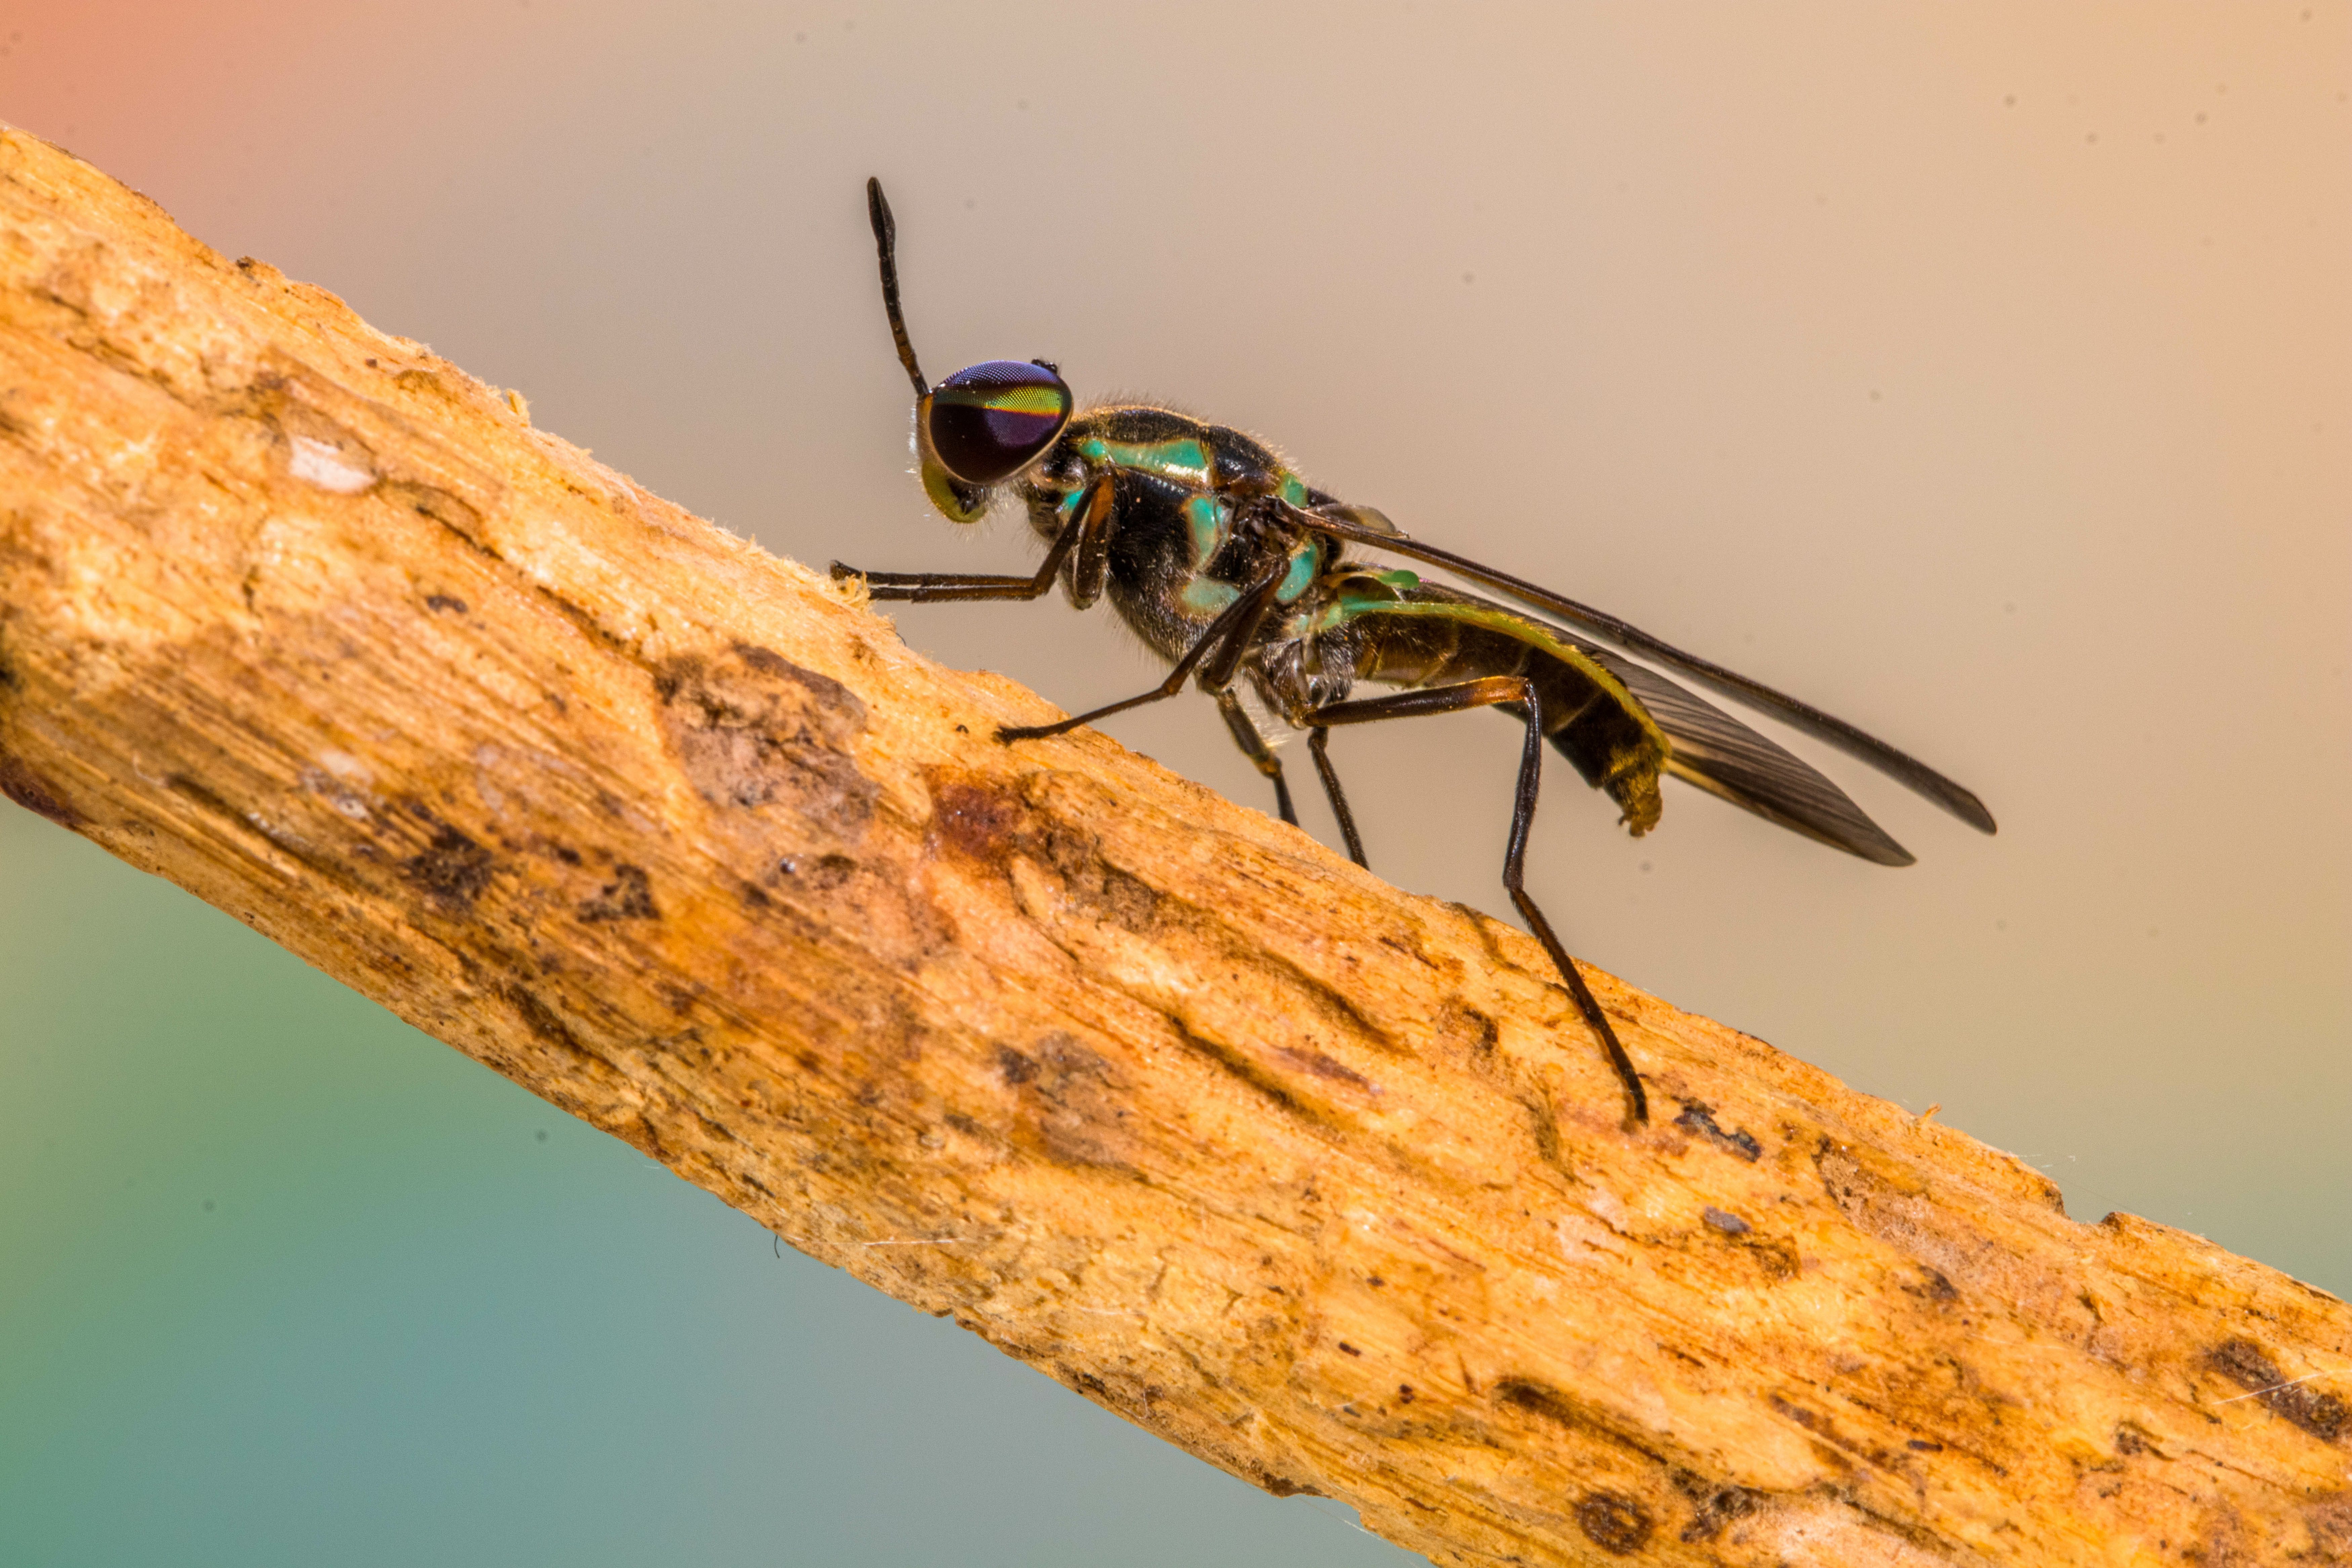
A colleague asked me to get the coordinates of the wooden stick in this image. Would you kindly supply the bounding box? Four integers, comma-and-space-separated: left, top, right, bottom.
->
3, 126, 2346, 1566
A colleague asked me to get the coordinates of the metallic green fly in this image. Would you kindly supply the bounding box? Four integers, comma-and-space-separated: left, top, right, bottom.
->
834, 178, 1996, 1127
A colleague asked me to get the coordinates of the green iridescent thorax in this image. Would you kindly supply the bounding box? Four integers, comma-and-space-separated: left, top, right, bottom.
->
1065, 424, 1311, 508
1075, 435, 1212, 487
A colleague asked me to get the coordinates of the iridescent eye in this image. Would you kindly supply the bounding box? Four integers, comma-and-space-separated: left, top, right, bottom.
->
924, 360, 1074, 484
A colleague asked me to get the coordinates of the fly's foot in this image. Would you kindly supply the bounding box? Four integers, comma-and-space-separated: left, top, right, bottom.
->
828, 561, 863, 581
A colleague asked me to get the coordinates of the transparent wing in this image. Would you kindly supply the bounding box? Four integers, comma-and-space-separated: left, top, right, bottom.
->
1589, 648, 1915, 866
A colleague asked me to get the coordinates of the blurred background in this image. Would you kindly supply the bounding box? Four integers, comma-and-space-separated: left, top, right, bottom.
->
2, 4, 2345, 1563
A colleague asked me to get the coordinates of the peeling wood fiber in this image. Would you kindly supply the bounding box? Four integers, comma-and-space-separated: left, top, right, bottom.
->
3, 128, 2348, 1566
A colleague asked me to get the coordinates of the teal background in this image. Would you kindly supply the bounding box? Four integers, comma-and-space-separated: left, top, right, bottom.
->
3, 4, 2346, 1564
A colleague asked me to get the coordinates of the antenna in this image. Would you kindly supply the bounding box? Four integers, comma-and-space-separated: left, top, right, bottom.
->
866, 177, 929, 398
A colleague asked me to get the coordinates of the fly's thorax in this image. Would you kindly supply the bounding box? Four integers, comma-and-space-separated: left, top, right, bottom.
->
1019, 403, 1337, 668
1058, 406, 1315, 511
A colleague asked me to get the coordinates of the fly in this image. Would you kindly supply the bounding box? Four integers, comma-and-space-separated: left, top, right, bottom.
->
833, 178, 1996, 1127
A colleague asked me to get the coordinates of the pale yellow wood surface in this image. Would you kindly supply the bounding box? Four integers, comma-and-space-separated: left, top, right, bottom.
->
3, 127, 2347, 1565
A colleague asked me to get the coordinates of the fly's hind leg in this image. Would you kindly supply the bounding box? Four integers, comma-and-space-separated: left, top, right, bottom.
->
1307, 677, 1649, 1126
1215, 689, 1298, 828
1306, 728, 1370, 869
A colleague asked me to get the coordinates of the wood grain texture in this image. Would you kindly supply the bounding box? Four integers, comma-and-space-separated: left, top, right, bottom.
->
3, 126, 2347, 1566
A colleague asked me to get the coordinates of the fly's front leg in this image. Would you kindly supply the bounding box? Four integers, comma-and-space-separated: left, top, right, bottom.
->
1307, 677, 1648, 1125
1215, 688, 1297, 827
998, 560, 1289, 743
831, 475, 1108, 602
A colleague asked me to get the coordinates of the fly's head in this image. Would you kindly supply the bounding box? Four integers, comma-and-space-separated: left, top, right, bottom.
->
867, 178, 1073, 524
916, 358, 1073, 522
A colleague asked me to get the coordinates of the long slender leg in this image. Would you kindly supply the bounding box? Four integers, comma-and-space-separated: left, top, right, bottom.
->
998, 561, 1288, 743
1216, 689, 1298, 827
831, 476, 1107, 603
1307, 728, 1368, 868
1308, 677, 1649, 1125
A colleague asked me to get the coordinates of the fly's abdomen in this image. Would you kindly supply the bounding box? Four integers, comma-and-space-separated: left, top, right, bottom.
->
1350, 588, 1668, 834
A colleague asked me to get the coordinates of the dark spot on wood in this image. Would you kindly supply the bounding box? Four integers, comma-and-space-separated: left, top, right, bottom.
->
1672, 1470, 1762, 1544
742, 882, 771, 909
1576, 1491, 1653, 1555
1769, 1395, 1905, 1472
1674, 1100, 1763, 1161
1039, 822, 1162, 932
424, 593, 469, 614
546, 843, 582, 865
402, 823, 495, 912
730, 642, 799, 678
1272, 1047, 1373, 1092
0, 750, 83, 828
1494, 1378, 1668, 1464
777, 852, 856, 891
1903, 1266, 1960, 1303
579, 863, 658, 922
383, 479, 490, 553
2305, 1494, 2352, 1556
1773, 1395, 1827, 1435
1000, 1035, 1133, 1172
656, 648, 875, 835
501, 984, 586, 1054
1907, 1439, 1943, 1452
2207, 1337, 2347, 1443
1167, 1019, 1325, 1128
1396, 1384, 1414, 1402
927, 773, 1028, 866
2114, 1423, 2151, 1456
1702, 1206, 1751, 1235
1466, 1007, 1500, 1058
1337, 1342, 1361, 1357
1368, 1277, 1385, 1288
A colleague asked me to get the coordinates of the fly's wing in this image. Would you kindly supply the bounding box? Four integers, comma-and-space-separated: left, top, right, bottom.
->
1297, 503, 1996, 834
1585, 647, 1916, 866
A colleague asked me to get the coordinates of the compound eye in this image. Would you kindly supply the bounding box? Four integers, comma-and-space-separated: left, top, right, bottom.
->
924, 360, 1074, 484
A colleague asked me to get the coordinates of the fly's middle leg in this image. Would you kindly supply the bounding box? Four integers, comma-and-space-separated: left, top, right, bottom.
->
1306, 728, 1368, 868
1306, 676, 1648, 1126
1215, 689, 1298, 827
